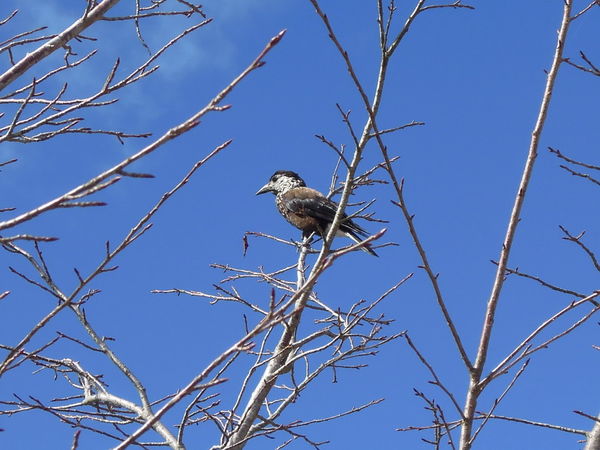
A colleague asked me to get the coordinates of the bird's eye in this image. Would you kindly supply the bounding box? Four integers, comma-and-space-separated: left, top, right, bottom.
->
270, 176, 278, 182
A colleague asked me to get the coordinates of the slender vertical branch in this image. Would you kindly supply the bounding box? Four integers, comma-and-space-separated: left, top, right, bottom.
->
309, 0, 474, 371
225, 243, 310, 449
460, 3, 573, 448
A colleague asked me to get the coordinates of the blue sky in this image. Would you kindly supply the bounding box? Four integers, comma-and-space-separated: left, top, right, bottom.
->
1, 1, 599, 449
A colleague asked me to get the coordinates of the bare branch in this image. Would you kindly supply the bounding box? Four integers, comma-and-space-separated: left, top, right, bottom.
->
571, 0, 600, 21
549, 146, 600, 171
559, 226, 600, 272
559, 164, 600, 187
0, 10, 18, 27
584, 412, 600, 450
499, 263, 597, 305
0, 0, 121, 91
0, 29, 283, 233
470, 360, 530, 446
404, 333, 464, 418
462, 3, 574, 447
484, 291, 600, 386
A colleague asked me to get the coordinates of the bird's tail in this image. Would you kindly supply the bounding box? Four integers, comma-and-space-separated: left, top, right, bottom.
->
344, 231, 378, 257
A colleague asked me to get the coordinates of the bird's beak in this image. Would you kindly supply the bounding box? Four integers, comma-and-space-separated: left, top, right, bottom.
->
256, 183, 272, 195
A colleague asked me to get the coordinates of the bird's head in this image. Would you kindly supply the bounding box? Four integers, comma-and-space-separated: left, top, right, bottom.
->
256, 170, 306, 195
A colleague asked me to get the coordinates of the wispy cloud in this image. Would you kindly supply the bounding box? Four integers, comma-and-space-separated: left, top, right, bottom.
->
146, 0, 283, 76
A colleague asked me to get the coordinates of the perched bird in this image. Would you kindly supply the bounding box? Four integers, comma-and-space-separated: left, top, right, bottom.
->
256, 170, 378, 256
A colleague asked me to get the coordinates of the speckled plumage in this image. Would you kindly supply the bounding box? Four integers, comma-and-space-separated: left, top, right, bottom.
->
256, 171, 377, 256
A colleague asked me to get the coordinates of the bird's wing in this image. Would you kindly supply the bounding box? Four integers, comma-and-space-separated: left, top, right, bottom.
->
283, 187, 368, 237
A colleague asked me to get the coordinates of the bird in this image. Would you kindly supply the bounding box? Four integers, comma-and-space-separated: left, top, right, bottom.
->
256, 170, 378, 256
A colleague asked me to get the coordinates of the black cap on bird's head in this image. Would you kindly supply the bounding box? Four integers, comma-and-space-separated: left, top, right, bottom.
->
256, 170, 306, 195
